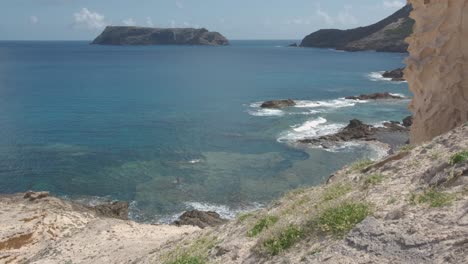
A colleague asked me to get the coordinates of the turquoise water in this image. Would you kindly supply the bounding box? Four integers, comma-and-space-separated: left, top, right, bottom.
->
0, 40, 410, 221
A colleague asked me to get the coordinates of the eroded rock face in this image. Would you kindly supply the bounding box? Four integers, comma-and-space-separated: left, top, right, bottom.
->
406, 0, 468, 144
345, 92, 404, 100
260, 99, 296, 109
173, 210, 227, 229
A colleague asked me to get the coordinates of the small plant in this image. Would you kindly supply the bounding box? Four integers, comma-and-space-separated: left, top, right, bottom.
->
387, 197, 397, 205
237, 212, 253, 223
410, 189, 454, 208
322, 184, 352, 201
167, 254, 205, 264
350, 159, 374, 171
317, 203, 369, 238
364, 174, 384, 188
449, 150, 468, 165
263, 225, 304, 255
248, 216, 279, 237
399, 145, 415, 152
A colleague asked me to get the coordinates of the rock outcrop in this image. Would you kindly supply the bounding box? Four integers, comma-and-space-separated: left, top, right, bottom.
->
345, 92, 404, 100
174, 210, 227, 229
382, 68, 405, 81
91, 26, 229, 46
405, 0, 468, 144
300, 5, 413, 52
260, 99, 296, 109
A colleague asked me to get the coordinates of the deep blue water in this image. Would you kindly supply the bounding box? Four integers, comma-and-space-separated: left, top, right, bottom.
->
0, 40, 410, 221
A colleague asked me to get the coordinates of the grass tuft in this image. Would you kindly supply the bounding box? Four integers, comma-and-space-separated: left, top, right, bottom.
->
316, 203, 369, 238
449, 150, 468, 165
399, 145, 415, 152
364, 174, 384, 188
248, 216, 279, 237
410, 189, 454, 208
350, 159, 374, 171
263, 226, 304, 255
167, 255, 205, 264
237, 213, 253, 223
322, 184, 352, 201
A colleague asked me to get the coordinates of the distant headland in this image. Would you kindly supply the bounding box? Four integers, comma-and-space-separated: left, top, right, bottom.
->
91, 26, 229, 46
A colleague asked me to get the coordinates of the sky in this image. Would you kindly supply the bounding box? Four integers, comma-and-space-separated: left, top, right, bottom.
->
0, 0, 407, 40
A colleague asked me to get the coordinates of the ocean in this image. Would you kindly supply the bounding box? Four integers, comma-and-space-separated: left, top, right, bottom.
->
0, 40, 410, 222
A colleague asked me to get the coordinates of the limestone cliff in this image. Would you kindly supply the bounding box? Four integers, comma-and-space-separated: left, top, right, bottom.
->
300, 5, 413, 52
91, 26, 229, 46
406, 0, 468, 143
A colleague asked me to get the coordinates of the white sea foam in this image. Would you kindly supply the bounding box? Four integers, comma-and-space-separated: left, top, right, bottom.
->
248, 108, 285, 117
188, 159, 203, 164
277, 117, 344, 142
389, 93, 406, 98
294, 98, 367, 109
367, 71, 408, 83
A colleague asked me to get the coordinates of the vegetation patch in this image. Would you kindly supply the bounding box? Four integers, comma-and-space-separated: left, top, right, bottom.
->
237, 212, 253, 223
163, 236, 217, 264
316, 203, 370, 238
364, 174, 384, 188
450, 150, 468, 165
399, 145, 415, 152
263, 225, 304, 256
322, 184, 352, 201
248, 216, 279, 237
350, 159, 374, 172
410, 189, 454, 208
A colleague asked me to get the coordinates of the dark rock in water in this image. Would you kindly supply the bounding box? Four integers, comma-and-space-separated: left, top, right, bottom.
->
24, 191, 49, 201
300, 5, 413, 53
92, 26, 229, 46
299, 119, 409, 149
403, 116, 413, 127
288, 43, 298, 47
92, 201, 129, 220
345, 92, 404, 101
173, 210, 227, 229
260, 99, 296, 109
383, 68, 405, 81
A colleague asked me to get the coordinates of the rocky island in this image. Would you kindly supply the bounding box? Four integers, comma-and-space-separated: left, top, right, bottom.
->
300, 4, 413, 53
91, 26, 229, 46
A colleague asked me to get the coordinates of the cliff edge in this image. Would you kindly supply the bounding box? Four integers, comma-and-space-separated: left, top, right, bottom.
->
91, 26, 229, 46
300, 5, 413, 53
406, 0, 468, 144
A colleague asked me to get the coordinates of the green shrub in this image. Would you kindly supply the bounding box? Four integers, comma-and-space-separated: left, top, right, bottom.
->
263, 226, 304, 255
399, 145, 415, 152
450, 150, 468, 165
364, 174, 384, 187
237, 213, 253, 223
317, 203, 369, 238
322, 184, 352, 201
350, 159, 374, 171
167, 254, 204, 264
410, 189, 454, 208
248, 216, 279, 237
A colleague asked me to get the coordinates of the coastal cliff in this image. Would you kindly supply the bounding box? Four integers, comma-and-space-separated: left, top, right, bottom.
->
300, 5, 413, 52
406, 0, 468, 144
91, 26, 229, 46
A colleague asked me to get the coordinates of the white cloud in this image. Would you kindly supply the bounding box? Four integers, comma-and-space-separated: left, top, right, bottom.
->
337, 6, 358, 25
146, 17, 154, 27
316, 4, 334, 26
176, 1, 184, 9
73, 8, 107, 30
30, 15, 39, 25
383, 0, 405, 9
122, 18, 136, 26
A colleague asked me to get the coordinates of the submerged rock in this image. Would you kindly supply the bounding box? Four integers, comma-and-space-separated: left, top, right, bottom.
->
260, 99, 296, 109
382, 68, 405, 81
345, 92, 404, 101
173, 210, 227, 229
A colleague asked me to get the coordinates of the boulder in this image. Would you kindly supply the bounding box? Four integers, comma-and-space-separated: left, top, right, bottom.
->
92, 201, 129, 220
173, 210, 227, 229
260, 99, 296, 109
382, 68, 405, 81
402, 116, 413, 127
345, 92, 404, 101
